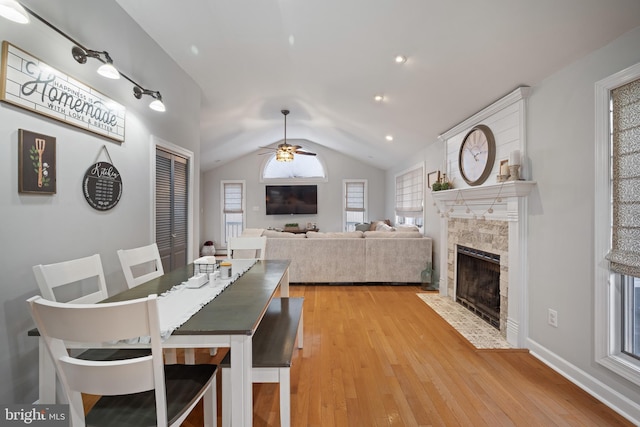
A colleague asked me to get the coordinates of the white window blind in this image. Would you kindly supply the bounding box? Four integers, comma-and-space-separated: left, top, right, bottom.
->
395, 166, 424, 215
607, 78, 640, 277
345, 181, 365, 212
223, 182, 243, 214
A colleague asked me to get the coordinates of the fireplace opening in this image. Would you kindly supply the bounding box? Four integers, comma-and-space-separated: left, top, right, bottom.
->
456, 245, 500, 329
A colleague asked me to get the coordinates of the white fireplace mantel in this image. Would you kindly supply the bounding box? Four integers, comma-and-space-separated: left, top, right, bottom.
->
436, 180, 536, 348
431, 181, 536, 221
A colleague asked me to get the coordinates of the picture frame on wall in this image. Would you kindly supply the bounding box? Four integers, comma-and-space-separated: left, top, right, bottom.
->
427, 170, 440, 189
18, 129, 56, 194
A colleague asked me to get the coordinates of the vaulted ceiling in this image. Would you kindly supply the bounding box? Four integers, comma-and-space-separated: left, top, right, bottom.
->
116, 0, 640, 171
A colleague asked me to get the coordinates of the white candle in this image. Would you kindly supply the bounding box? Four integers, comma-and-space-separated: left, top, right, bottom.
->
509, 150, 520, 166
500, 162, 509, 176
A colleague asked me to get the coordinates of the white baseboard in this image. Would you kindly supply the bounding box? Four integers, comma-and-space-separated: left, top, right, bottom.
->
527, 338, 640, 425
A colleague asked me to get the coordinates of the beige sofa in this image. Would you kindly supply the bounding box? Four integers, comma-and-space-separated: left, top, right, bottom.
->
249, 229, 432, 284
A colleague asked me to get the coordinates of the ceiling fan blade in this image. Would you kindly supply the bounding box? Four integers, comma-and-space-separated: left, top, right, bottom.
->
295, 151, 317, 156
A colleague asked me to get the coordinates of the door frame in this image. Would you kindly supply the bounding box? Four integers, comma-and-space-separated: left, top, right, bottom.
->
150, 135, 195, 263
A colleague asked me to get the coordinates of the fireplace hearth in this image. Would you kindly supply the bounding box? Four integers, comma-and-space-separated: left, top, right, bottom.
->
456, 245, 501, 329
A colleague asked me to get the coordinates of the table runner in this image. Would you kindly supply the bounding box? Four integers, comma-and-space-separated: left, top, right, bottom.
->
128, 259, 257, 343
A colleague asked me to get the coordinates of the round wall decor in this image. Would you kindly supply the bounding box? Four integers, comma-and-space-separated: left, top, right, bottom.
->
82, 161, 123, 210
458, 124, 496, 186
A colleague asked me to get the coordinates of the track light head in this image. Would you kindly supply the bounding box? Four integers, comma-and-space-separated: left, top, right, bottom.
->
133, 85, 143, 99
0, 0, 30, 24
133, 86, 165, 112
71, 46, 88, 64
72, 47, 119, 79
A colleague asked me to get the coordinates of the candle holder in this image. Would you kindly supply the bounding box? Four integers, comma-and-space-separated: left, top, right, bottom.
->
507, 165, 520, 181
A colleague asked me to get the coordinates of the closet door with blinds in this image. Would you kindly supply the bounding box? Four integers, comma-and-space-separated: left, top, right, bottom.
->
156, 148, 188, 272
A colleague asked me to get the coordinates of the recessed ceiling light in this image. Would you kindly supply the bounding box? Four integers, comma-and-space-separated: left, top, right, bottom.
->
394, 55, 407, 64
385, 135, 394, 142
374, 94, 385, 102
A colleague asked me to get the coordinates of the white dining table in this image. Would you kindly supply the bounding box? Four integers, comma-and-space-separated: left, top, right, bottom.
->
32, 258, 291, 427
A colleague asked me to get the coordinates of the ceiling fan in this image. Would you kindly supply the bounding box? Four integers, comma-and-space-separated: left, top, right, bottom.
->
259, 109, 317, 162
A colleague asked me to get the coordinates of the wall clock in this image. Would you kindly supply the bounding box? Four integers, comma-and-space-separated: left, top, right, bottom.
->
458, 124, 496, 186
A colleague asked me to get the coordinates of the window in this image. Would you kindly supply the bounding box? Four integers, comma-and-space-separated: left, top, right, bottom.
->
344, 180, 367, 231
595, 63, 640, 386
221, 181, 245, 247
395, 164, 424, 227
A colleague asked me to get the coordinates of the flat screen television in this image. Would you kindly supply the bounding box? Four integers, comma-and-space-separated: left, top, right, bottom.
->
265, 185, 317, 215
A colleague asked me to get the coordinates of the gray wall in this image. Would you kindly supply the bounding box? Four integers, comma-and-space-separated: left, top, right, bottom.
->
0, 0, 201, 403
526, 26, 640, 408
384, 143, 444, 284
202, 140, 386, 248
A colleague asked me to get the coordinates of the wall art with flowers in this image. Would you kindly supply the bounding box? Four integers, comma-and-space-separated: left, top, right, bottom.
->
18, 129, 56, 194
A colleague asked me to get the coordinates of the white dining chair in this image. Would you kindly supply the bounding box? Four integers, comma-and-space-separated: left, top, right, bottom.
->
33, 254, 108, 304
32, 254, 152, 398
227, 236, 267, 260
27, 294, 217, 427
117, 243, 164, 289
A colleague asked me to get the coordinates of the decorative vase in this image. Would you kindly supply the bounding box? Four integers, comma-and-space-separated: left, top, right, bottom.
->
201, 241, 215, 256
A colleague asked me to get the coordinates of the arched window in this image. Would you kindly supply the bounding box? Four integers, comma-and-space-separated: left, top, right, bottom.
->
261, 148, 327, 181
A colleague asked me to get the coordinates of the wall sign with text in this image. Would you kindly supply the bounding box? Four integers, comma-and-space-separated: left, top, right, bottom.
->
0, 41, 126, 142
82, 162, 123, 211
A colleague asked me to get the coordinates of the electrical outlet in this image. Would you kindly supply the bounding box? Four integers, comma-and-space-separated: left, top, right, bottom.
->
548, 309, 558, 328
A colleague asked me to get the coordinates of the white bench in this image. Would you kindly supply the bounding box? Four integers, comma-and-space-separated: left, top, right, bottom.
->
221, 297, 304, 427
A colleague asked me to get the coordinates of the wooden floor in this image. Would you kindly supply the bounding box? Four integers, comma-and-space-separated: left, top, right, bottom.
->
88, 285, 633, 426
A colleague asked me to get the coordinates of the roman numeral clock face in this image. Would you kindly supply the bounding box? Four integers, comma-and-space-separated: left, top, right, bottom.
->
458, 125, 496, 186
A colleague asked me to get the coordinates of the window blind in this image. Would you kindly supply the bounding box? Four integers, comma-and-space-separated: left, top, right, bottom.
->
345, 181, 365, 212
395, 166, 424, 215
223, 182, 243, 214
607, 78, 640, 277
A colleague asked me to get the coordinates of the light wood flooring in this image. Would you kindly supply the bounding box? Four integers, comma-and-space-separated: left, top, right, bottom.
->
87, 285, 634, 426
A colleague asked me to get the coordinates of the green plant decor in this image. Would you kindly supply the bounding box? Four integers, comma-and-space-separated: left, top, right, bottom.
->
421, 261, 438, 291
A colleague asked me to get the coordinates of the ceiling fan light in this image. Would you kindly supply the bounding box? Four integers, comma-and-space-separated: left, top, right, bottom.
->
0, 0, 29, 24
276, 150, 294, 162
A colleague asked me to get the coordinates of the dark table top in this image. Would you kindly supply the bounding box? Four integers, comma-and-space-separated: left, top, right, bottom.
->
92, 259, 290, 337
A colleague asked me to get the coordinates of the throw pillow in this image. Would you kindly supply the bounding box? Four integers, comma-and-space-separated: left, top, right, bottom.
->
375, 222, 394, 232
355, 223, 371, 232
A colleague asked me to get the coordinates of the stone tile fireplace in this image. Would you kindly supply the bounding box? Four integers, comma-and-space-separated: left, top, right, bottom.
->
450, 219, 508, 334
433, 181, 535, 347
455, 244, 502, 329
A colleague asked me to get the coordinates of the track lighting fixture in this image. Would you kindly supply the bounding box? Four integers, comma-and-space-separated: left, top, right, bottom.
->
133, 86, 166, 112
71, 46, 120, 79
1, 1, 166, 112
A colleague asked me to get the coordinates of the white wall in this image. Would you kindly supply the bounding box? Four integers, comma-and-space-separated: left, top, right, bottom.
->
525, 25, 640, 415
202, 140, 386, 248
0, 0, 201, 403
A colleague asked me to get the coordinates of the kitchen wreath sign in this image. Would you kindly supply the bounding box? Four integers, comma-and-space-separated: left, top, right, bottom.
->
0, 41, 125, 142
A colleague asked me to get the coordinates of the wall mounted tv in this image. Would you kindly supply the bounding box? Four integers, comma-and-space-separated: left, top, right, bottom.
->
265, 185, 318, 215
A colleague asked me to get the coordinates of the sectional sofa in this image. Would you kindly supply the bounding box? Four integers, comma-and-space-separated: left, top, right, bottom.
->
243, 228, 433, 284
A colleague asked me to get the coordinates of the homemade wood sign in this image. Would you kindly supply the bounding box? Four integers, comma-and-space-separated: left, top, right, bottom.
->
0, 41, 125, 142
82, 146, 123, 211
